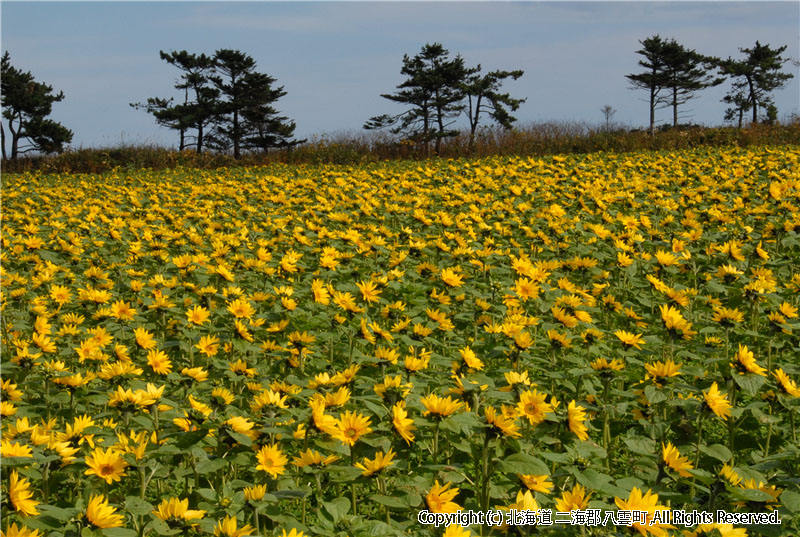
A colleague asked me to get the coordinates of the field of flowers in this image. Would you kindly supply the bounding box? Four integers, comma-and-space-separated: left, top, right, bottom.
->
2, 146, 800, 537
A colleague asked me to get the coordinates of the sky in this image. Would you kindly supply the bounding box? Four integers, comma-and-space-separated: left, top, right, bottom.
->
2, 1, 799, 149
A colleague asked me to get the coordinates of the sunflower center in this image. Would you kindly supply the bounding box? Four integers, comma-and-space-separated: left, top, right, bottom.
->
345, 428, 357, 438
99, 464, 115, 475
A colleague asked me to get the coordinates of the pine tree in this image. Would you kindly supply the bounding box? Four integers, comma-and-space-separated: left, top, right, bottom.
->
626, 35, 671, 134
1, 51, 72, 159
210, 49, 299, 159
131, 51, 218, 153
461, 66, 525, 152
719, 42, 794, 126
365, 43, 471, 156
657, 40, 723, 127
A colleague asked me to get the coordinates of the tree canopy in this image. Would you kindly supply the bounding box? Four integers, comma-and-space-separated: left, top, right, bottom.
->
133, 49, 301, 158
1, 51, 73, 159
719, 41, 794, 126
365, 43, 524, 155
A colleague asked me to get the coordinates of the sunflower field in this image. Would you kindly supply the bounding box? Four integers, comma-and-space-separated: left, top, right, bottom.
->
2, 146, 800, 537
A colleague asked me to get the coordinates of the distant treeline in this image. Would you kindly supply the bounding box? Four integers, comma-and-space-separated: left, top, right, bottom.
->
2, 36, 796, 163
3, 122, 798, 174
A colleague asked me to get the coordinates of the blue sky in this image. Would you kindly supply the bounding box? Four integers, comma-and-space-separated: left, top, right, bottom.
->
2, 1, 798, 149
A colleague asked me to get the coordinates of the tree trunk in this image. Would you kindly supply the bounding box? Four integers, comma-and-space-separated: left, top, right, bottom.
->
1, 122, 6, 160
434, 90, 444, 156
422, 99, 430, 158
469, 94, 481, 154
233, 109, 240, 159
649, 84, 656, 135
10, 114, 20, 159
672, 86, 678, 127
197, 122, 204, 154
747, 76, 757, 125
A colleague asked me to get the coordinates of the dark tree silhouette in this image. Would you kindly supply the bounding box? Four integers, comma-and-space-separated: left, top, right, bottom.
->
1, 52, 72, 159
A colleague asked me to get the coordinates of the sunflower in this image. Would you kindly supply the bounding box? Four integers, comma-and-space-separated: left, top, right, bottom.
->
278, 530, 306, 537
146, 349, 173, 375
374, 375, 413, 402
243, 485, 267, 501
152, 497, 206, 527
420, 393, 463, 419
518, 474, 554, 494
712, 306, 744, 326
309, 396, 340, 436
333, 411, 373, 446
458, 346, 484, 370
485, 405, 521, 438
255, 443, 288, 478
703, 382, 732, 420
85, 495, 124, 528
1, 401, 18, 416
614, 330, 645, 350
186, 305, 210, 325
84, 447, 129, 484
503, 489, 539, 512
252, 389, 289, 413
567, 400, 589, 441
719, 463, 742, 486
1, 523, 43, 537
731, 344, 766, 376
8, 470, 40, 516
356, 279, 382, 303
614, 487, 674, 536
546, 329, 572, 348
195, 335, 220, 357
109, 300, 136, 321
590, 357, 625, 372
292, 449, 339, 468
355, 448, 396, 477
426, 481, 462, 513
134, 327, 157, 349
773, 368, 800, 397
516, 389, 554, 426
644, 359, 682, 381
659, 304, 694, 338
737, 479, 782, 510
554, 483, 591, 512
213, 515, 255, 537
441, 267, 465, 287
662, 442, 693, 477
392, 401, 416, 444
181, 366, 209, 382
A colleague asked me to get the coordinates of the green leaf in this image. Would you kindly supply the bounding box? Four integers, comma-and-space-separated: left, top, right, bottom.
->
729, 487, 777, 502
699, 443, 732, 462
196, 458, 227, 474
273, 490, 307, 500
19, 516, 63, 531
102, 529, 138, 537
732, 373, 766, 396
497, 453, 549, 475
145, 518, 181, 536
624, 435, 656, 456
328, 465, 364, 482
124, 496, 154, 516
322, 497, 350, 522
780, 490, 800, 513
371, 494, 407, 509
175, 428, 208, 449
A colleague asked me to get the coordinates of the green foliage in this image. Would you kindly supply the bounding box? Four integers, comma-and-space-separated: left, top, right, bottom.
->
1, 51, 73, 159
